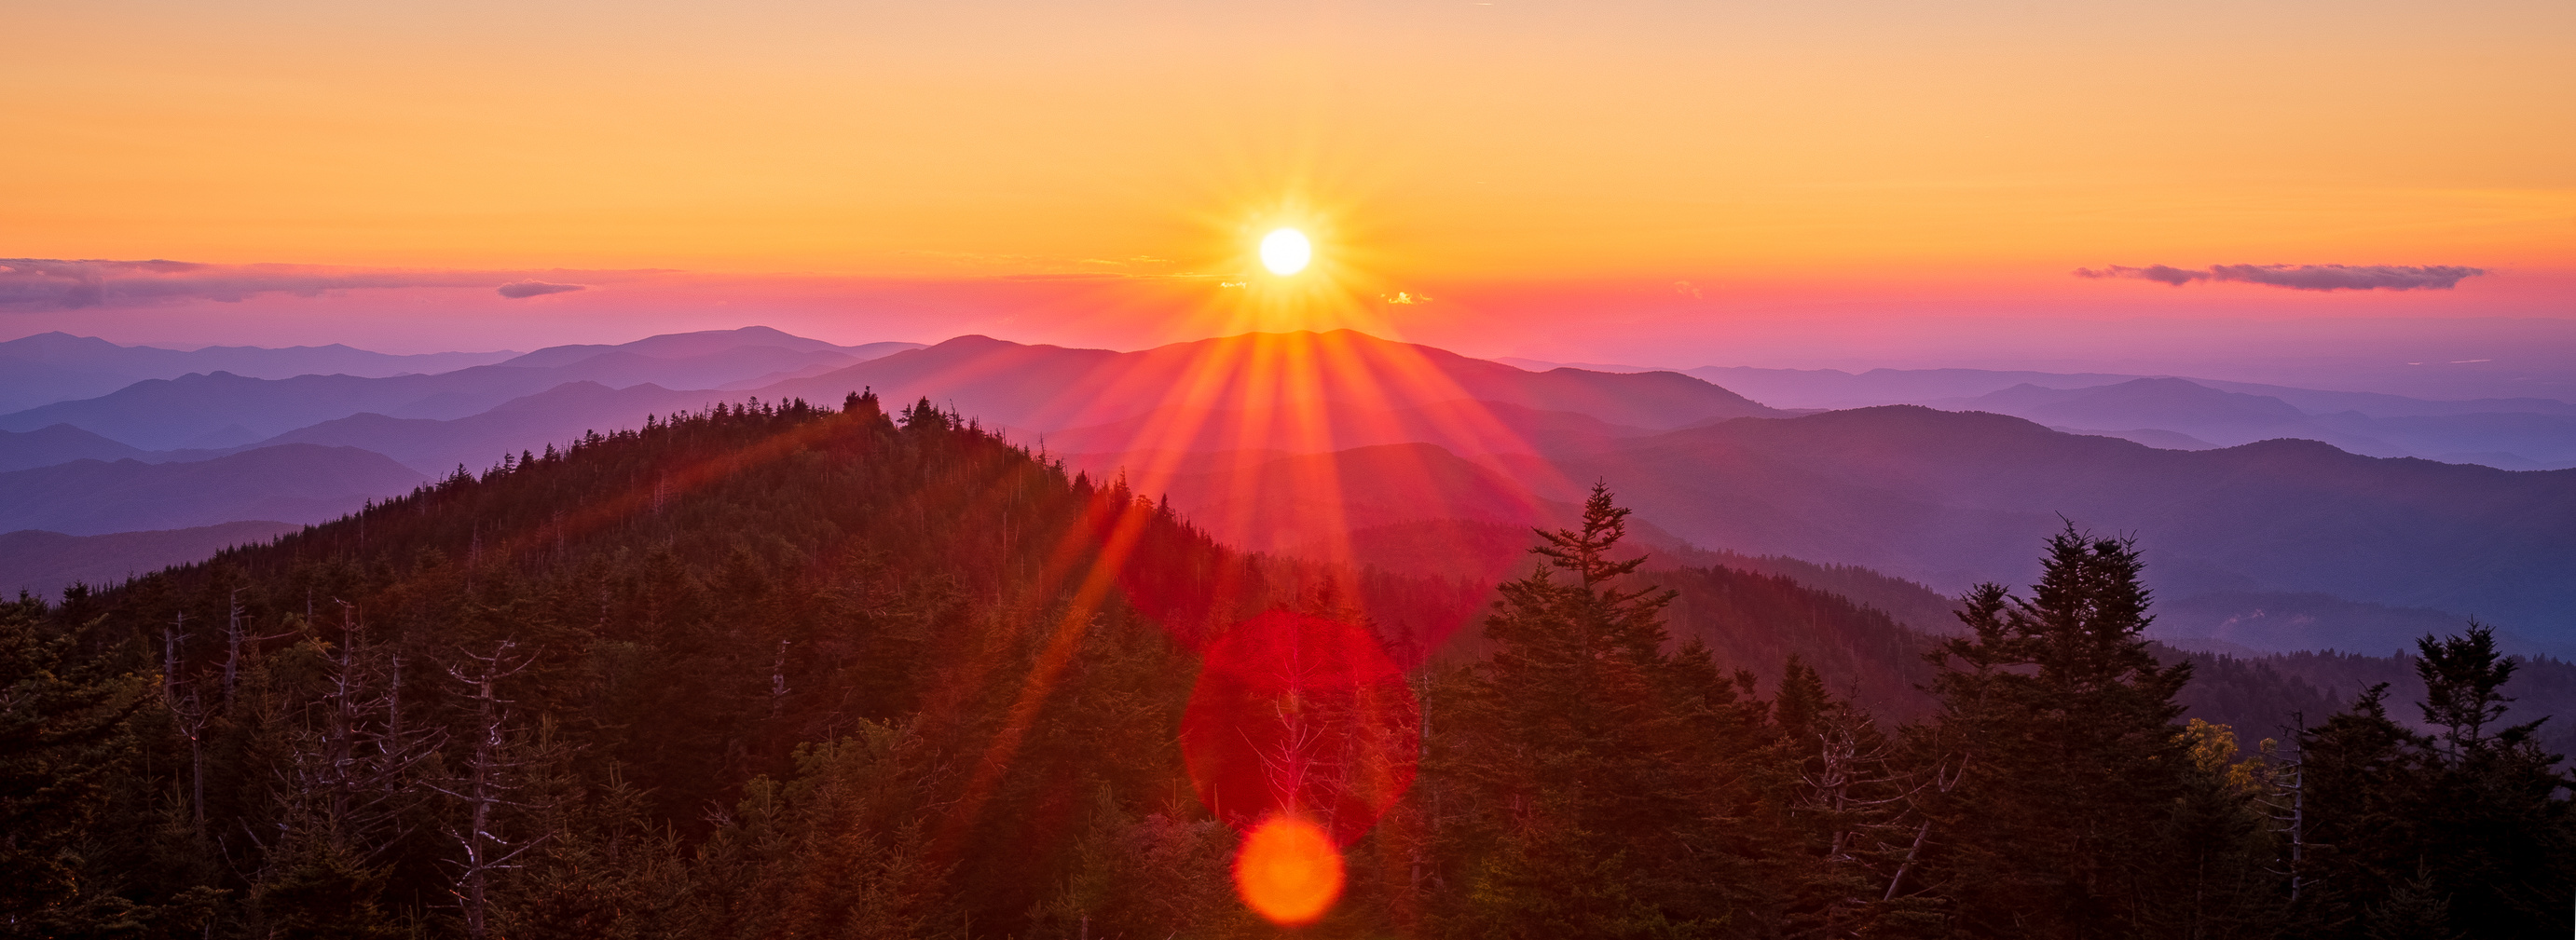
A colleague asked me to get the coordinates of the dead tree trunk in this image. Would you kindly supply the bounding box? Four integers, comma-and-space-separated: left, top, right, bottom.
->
435, 641, 541, 940
161, 611, 211, 829
222, 587, 243, 702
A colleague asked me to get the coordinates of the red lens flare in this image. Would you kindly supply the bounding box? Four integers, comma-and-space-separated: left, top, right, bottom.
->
1180, 610, 1419, 848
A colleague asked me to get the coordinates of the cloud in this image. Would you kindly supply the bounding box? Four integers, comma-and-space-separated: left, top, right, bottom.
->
497, 280, 585, 299
2076, 264, 2207, 287
0, 258, 658, 311
2075, 264, 2485, 292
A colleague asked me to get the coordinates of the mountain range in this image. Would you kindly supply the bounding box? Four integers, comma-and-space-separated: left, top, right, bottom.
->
5, 326, 2570, 658
0, 331, 522, 414
0, 327, 921, 450
0, 520, 302, 600
0, 443, 424, 536
1936, 377, 2576, 469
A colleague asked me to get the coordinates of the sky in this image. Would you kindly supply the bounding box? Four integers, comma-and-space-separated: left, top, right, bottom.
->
4, 0, 2570, 379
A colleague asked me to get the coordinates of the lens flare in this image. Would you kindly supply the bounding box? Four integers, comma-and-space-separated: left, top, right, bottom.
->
1180, 610, 1419, 846
1260, 228, 1312, 275
1233, 814, 1344, 925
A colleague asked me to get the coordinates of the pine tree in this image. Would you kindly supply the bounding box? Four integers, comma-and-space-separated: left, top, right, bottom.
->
0, 594, 156, 935
2361, 865, 2460, 940
2409, 627, 2574, 937
2291, 683, 2421, 939
1917, 524, 2196, 938
2291, 624, 2575, 939
1435, 484, 1778, 938
2415, 623, 2529, 756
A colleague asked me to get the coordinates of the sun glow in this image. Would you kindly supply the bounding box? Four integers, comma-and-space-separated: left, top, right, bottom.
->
1260, 228, 1312, 276
1233, 814, 1344, 925
1151, 170, 1414, 338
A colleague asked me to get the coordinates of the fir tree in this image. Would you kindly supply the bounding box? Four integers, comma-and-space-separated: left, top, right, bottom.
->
1917, 524, 2197, 938
1435, 484, 1779, 938
2292, 624, 2576, 939
0, 594, 158, 936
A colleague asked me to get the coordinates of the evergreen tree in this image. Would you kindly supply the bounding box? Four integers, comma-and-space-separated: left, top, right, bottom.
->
2298, 625, 2574, 938
1434, 484, 1780, 938
2291, 683, 2421, 939
2406, 627, 2573, 937
25, 389, 2569, 938
0, 594, 183, 938
1916, 524, 2198, 938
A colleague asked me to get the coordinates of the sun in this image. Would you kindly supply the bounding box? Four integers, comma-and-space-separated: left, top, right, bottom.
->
1260, 228, 1312, 276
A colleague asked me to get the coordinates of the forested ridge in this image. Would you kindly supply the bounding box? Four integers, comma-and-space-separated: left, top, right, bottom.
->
5, 393, 2569, 938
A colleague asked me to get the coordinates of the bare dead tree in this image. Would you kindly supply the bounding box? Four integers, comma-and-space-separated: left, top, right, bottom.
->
1801, 705, 1908, 865
429, 640, 547, 940
221, 588, 243, 702
1880, 753, 1967, 904
277, 610, 442, 857
171, 692, 213, 829
220, 587, 296, 705
161, 611, 188, 704
2259, 715, 2308, 904
241, 601, 444, 905
1248, 627, 1331, 829
1781, 698, 1962, 932
160, 611, 213, 829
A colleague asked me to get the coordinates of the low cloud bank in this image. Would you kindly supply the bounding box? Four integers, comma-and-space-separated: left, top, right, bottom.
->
497, 280, 585, 298
2075, 264, 2485, 292
1, 259, 643, 310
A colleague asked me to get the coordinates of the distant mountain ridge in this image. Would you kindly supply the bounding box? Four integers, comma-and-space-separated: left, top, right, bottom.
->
1942, 377, 2576, 469
0, 520, 302, 598
0, 327, 924, 449
1659, 364, 2576, 470
0, 331, 521, 413
760, 331, 1781, 434
0, 423, 156, 471
1528, 405, 2576, 645
7, 325, 2572, 658
0, 443, 426, 536
498, 325, 914, 368
1677, 362, 2576, 416
248, 381, 731, 474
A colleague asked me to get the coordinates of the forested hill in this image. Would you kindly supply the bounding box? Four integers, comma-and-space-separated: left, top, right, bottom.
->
10, 392, 2568, 938
11, 392, 1460, 937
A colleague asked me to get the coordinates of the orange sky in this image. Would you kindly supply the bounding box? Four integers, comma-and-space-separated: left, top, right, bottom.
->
3, 0, 2569, 356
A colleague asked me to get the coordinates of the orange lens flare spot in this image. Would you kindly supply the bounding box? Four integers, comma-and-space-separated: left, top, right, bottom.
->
1233, 814, 1344, 926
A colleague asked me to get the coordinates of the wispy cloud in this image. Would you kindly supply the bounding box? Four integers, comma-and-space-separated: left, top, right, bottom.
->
2075, 264, 2486, 292
0, 258, 658, 311
497, 280, 584, 299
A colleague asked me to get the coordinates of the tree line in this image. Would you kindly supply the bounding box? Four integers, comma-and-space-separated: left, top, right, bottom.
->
2, 393, 2567, 938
